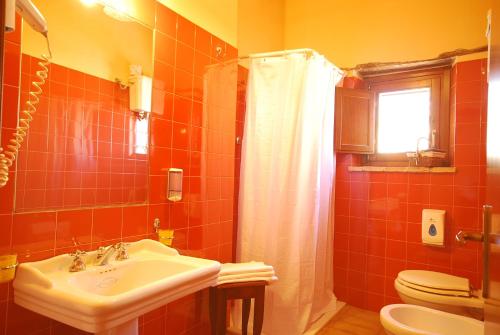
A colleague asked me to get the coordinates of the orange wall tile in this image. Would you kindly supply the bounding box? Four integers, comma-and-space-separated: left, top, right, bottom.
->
15, 55, 149, 212
334, 60, 488, 311
0, 3, 237, 334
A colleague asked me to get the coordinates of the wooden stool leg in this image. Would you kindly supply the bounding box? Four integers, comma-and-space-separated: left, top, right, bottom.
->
252, 287, 265, 335
241, 298, 251, 335
209, 288, 217, 335
215, 289, 227, 335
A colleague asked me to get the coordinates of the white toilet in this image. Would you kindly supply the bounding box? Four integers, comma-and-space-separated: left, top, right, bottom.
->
394, 270, 483, 319
380, 304, 483, 335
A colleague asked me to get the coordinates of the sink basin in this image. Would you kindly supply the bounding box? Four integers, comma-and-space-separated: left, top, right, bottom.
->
69, 259, 197, 296
13, 239, 221, 334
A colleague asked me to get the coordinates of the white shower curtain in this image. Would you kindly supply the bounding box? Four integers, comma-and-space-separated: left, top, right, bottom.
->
236, 52, 343, 334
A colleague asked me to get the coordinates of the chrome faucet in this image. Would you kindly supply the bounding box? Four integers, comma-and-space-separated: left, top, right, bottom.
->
95, 243, 129, 266
415, 137, 429, 166
95, 245, 117, 266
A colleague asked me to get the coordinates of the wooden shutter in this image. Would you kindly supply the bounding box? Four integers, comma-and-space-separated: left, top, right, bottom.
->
334, 87, 375, 153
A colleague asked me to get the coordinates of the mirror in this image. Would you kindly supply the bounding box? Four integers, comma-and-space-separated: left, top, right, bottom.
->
14, 0, 154, 212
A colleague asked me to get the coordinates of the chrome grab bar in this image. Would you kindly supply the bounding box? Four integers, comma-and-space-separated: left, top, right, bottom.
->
455, 206, 493, 299
483, 205, 492, 299
457, 206, 497, 299
455, 230, 484, 244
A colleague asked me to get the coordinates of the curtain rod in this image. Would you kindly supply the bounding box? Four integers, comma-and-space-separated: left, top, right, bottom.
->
238, 48, 317, 60
238, 48, 343, 74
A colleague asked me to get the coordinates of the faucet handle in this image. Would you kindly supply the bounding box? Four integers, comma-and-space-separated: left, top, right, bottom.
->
96, 246, 108, 257
114, 242, 129, 261
455, 230, 484, 244
69, 250, 86, 272
70, 249, 86, 257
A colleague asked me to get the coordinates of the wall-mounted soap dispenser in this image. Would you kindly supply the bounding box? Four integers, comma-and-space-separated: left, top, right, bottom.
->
167, 168, 183, 202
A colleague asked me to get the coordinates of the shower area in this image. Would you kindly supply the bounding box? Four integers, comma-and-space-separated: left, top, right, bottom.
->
233, 48, 344, 334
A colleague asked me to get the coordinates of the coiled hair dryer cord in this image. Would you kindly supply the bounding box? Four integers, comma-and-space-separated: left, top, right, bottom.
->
0, 36, 52, 188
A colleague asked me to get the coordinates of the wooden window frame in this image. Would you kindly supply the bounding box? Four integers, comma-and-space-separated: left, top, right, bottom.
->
363, 67, 451, 166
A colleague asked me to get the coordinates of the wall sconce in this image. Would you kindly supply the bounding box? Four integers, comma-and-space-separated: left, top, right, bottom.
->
129, 75, 152, 120
117, 65, 152, 121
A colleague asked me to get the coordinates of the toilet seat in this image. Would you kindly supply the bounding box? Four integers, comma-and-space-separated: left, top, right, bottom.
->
394, 280, 483, 309
394, 270, 483, 310
397, 270, 471, 297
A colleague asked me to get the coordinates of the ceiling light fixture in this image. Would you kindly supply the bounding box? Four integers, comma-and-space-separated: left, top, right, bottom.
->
80, 0, 132, 22
80, 0, 98, 7
103, 5, 132, 22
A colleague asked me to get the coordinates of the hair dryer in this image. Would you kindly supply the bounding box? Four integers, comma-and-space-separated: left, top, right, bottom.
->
5, 0, 48, 36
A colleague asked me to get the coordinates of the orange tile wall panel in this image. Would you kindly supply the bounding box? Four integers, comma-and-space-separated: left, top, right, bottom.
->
15, 55, 149, 212
0, 3, 237, 334
333, 59, 488, 311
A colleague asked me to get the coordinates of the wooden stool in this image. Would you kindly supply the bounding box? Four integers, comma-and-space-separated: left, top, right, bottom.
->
209, 280, 267, 335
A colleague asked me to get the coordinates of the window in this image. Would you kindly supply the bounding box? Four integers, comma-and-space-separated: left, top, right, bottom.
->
377, 88, 430, 153
365, 68, 450, 165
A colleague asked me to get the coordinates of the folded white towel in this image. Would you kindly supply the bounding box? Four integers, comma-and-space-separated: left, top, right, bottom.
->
219, 261, 274, 276
213, 261, 277, 286
218, 271, 276, 282
216, 275, 278, 286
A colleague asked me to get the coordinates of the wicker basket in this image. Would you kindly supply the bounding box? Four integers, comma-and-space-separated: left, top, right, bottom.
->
406, 151, 448, 167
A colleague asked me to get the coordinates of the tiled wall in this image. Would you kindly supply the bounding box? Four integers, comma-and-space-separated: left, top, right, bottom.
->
333, 59, 488, 312
0, 3, 237, 334
15, 55, 148, 211
148, 3, 237, 264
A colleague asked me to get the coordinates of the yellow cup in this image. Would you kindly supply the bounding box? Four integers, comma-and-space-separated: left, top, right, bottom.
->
158, 229, 174, 247
0, 254, 18, 284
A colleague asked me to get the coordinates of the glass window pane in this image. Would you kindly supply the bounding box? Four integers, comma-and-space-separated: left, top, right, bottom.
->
377, 87, 431, 153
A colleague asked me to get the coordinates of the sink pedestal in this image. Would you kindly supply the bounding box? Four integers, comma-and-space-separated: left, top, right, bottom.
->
96, 319, 138, 335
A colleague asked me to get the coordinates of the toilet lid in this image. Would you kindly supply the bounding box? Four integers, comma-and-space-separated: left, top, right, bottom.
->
397, 270, 471, 296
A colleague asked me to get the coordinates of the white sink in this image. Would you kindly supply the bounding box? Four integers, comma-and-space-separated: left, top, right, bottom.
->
13, 239, 221, 334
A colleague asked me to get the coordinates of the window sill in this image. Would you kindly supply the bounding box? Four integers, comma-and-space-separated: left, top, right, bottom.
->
348, 166, 456, 173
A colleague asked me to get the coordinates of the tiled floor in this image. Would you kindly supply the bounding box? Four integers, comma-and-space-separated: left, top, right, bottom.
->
317, 305, 386, 335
